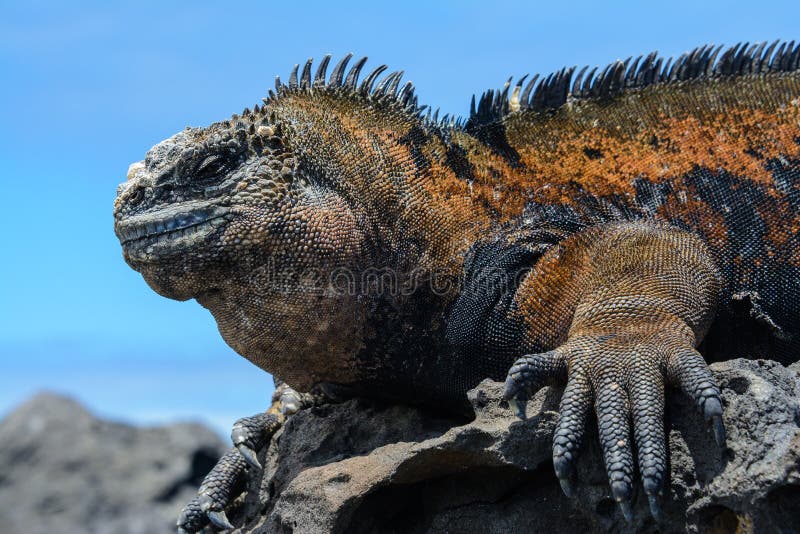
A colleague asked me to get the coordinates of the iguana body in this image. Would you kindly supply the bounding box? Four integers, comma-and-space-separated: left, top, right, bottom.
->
114, 42, 800, 529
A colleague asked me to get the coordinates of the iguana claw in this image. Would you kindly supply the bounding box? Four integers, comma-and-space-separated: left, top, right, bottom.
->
558, 476, 575, 498
231, 420, 263, 470
712, 416, 726, 448
235, 442, 262, 470
230, 412, 283, 471
507, 397, 527, 420
648, 494, 663, 523
617, 498, 634, 523
704, 398, 726, 447
206, 510, 235, 531
198, 492, 236, 530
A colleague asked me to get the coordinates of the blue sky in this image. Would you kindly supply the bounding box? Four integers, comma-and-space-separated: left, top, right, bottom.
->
1, 0, 798, 435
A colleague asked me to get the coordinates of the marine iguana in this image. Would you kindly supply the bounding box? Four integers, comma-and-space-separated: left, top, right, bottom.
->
113, 41, 800, 531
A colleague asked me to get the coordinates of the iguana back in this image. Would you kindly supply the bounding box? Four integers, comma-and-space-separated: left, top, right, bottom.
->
452, 42, 800, 364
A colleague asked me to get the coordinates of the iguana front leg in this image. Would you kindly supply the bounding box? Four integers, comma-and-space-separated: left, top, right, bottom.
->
502, 221, 725, 521
177, 380, 312, 533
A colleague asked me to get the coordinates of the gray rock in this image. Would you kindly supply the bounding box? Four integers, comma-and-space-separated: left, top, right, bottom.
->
0, 392, 225, 534
234, 359, 800, 533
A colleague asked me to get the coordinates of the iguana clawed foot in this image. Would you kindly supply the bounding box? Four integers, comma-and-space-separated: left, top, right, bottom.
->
177, 447, 250, 532
177, 382, 309, 533
504, 329, 726, 523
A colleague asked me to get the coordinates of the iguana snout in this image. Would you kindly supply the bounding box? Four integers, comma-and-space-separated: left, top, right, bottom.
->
115, 198, 230, 260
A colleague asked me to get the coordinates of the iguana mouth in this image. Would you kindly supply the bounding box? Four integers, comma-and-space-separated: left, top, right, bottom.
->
116, 201, 229, 250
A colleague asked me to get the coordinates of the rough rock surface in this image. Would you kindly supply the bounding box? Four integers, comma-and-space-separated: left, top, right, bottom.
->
232, 359, 800, 533
0, 392, 225, 534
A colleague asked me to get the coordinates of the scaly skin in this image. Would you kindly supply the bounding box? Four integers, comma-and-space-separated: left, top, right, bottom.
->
114, 44, 800, 528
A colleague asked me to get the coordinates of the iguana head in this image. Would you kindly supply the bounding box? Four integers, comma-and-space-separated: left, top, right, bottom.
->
113, 113, 341, 301
115, 56, 415, 298
113, 55, 474, 388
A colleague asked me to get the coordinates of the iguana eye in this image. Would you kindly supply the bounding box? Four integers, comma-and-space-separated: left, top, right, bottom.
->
197, 154, 226, 177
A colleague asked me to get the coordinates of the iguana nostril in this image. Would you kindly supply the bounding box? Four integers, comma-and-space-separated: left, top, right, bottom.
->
116, 182, 131, 197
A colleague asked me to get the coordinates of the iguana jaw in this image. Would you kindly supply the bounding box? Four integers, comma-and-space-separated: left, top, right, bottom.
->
115, 199, 231, 262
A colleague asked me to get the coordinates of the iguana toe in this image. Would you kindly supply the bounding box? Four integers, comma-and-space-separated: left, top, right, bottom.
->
177, 447, 247, 532
594, 374, 636, 521
176, 496, 208, 533
629, 360, 667, 519
503, 349, 568, 415
551, 372, 591, 497
667, 349, 727, 447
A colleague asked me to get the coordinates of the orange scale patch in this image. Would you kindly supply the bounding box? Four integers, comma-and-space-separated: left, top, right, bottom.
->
655, 194, 729, 254
501, 105, 800, 209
